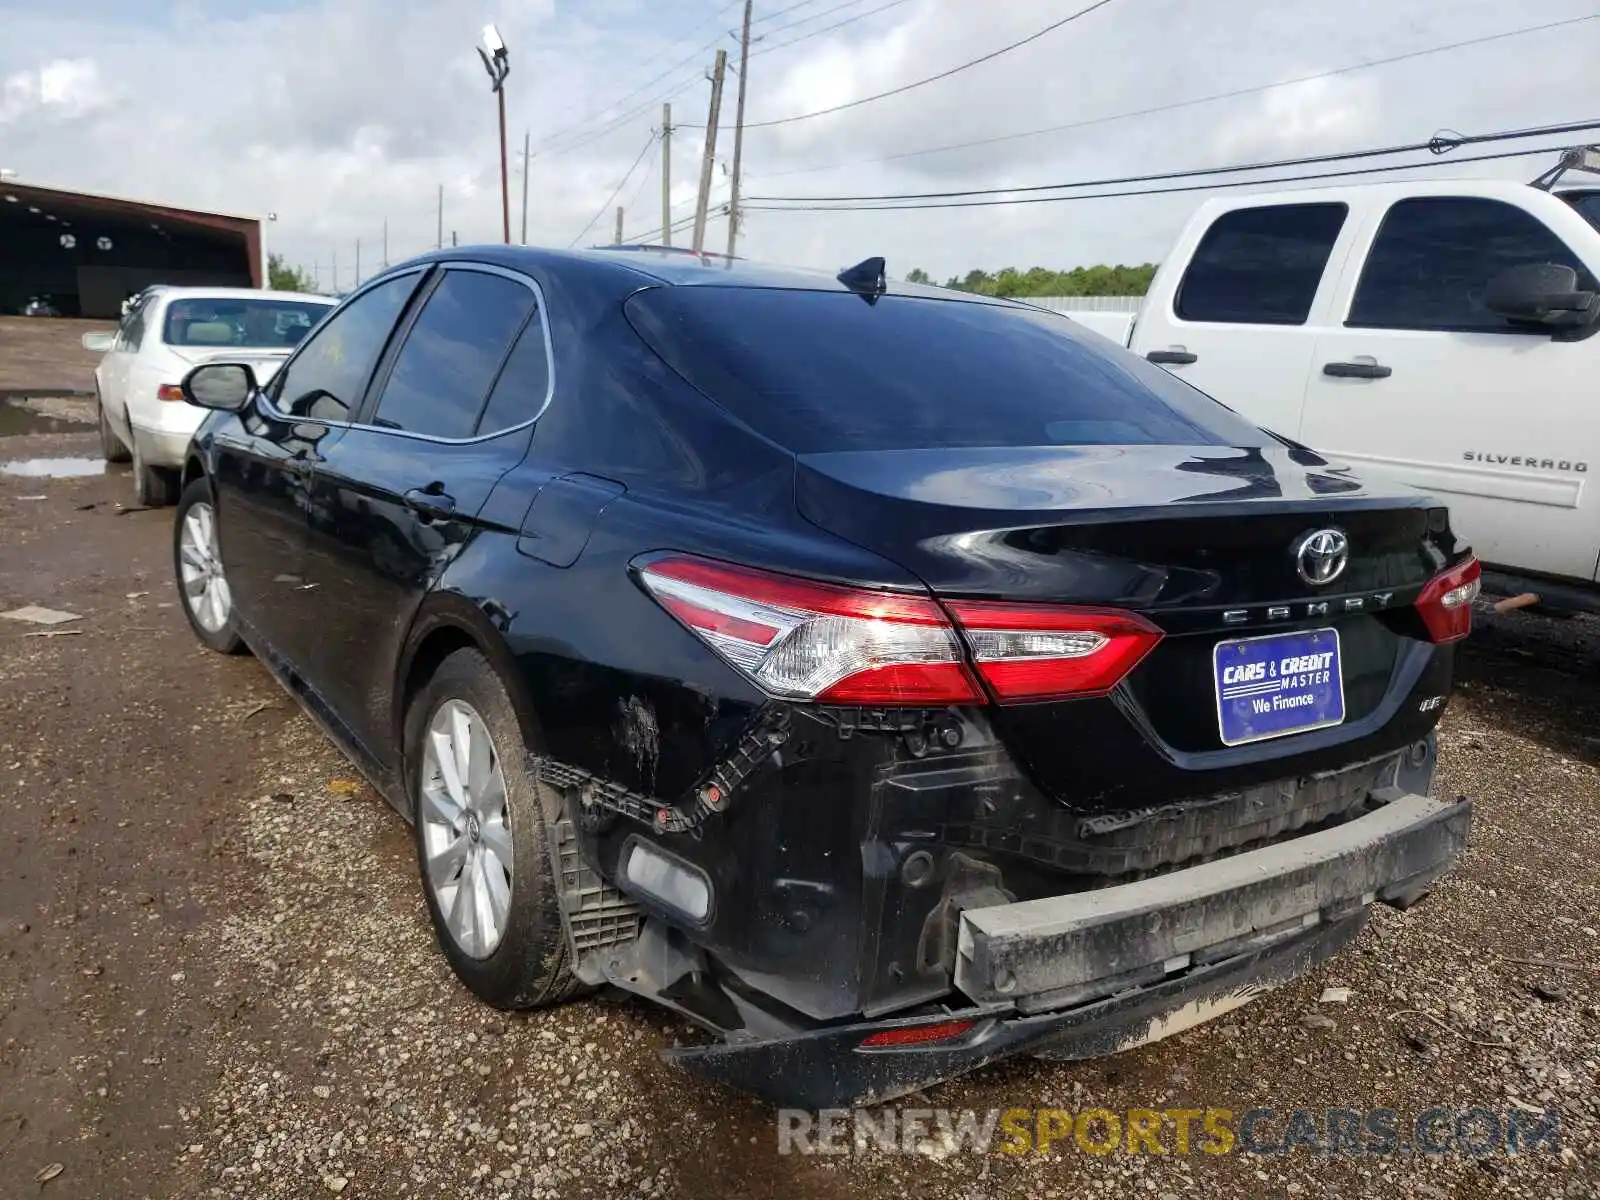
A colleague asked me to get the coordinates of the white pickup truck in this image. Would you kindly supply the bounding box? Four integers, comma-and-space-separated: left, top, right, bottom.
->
1075, 175, 1600, 610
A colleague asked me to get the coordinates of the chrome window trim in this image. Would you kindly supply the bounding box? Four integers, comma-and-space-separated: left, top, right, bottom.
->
255, 260, 556, 445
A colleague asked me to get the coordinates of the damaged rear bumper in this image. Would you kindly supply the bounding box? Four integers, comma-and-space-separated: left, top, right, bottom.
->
668, 790, 1470, 1108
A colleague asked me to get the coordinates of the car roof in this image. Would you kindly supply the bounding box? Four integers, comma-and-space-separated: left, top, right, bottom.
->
386, 244, 1012, 305
153, 287, 336, 305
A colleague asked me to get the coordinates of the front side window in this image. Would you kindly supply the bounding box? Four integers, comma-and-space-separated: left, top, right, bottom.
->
1175, 203, 1348, 325
1348, 196, 1596, 332
371, 270, 535, 439
163, 298, 332, 349
270, 274, 419, 422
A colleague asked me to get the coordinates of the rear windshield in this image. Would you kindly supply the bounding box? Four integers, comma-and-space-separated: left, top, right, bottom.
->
1563, 191, 1600, 233
163, 298, 331, 349
625, 287, 1267, 453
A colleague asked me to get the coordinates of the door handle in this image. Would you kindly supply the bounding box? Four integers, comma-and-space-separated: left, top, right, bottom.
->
1322, 361, 1392, 379
1146, 350, 1198, 365
403, 487, 457, 522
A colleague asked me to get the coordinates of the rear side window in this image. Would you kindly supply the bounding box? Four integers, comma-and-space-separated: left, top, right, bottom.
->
476, 318, 552, 435
626, 288, 1270, 455
1175, 203, 1348, 325
1348, 196, 1596, 332
372, 270, 536, 439
1564, 191, 1600, 233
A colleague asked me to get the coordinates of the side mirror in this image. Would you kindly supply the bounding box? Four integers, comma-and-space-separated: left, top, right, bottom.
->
1483, 263, 1599, 328
81, 331, 116, 353
181, 362, 258, 412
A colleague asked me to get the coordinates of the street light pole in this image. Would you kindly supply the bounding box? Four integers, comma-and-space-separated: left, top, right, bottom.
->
478, 25, 512, 245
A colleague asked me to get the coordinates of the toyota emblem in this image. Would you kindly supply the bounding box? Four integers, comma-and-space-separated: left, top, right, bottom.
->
1295, 528, 1349, 586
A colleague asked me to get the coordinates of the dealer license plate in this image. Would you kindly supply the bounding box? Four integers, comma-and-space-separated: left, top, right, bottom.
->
1213, 628, 1345, 747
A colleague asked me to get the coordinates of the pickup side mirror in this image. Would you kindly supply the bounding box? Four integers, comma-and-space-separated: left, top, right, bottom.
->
1483, 263, 1599, 331
81, 331, 116, 353
181, 362, 259, 412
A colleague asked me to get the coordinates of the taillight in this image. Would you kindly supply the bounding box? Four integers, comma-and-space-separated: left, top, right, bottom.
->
946, 600, 1163, 702
635, 555, 983, 705
636, 554, 1164, 707
156, 384, 185, 402
1415, 556, 1481, 643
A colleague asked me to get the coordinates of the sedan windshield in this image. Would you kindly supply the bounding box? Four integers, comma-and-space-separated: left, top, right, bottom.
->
163, 298, 332, 349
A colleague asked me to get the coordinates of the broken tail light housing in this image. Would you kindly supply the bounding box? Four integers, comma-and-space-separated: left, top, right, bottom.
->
1414, 556, 1481, 643
636, 554, 1165, 706
946, 600, 1164, 702
635, 555, 983, 705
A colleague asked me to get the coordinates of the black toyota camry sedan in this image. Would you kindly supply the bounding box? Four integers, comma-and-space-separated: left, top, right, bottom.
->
171, 246, 1475, 1106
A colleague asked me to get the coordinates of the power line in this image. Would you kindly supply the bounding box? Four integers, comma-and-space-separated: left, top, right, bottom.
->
535, 2, 740, 147
744, 143, 1581, 214
749, 0, 914, 57
536, 37, 722, 156
752, 0, 889, 42
683, 0, 1117, 128
749, 117, 1600, 203
754, 0, 827, 25
750, 13, 1600, 179
568, 134, 659, 247
623, 209, 702, 244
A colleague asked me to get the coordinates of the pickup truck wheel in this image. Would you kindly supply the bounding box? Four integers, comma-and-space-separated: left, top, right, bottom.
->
132, 438, 178, 507
406, 648, 589, 1011
174, 478, 244, 654
97, 393, 131, 464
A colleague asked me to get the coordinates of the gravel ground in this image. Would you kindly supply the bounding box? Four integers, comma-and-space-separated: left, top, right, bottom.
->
0, 434, 1596, 1199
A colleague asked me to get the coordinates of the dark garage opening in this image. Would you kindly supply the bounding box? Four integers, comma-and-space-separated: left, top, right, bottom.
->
0, 183, 262, 318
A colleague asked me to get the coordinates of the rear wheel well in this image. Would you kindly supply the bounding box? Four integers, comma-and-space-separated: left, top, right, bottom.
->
181, 456, 206, 492
401, 626, 481, 739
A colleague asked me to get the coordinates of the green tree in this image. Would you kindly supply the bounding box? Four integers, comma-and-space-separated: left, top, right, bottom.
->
267, 252, 317, 293
905, 267, 932, 284
942, 262, 1158, 298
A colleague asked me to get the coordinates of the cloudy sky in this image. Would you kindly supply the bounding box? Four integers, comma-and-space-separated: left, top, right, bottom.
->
2, 0, 1596, 288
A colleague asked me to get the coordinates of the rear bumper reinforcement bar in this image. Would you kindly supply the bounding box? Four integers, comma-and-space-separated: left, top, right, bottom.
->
955, 790, 1470, 1010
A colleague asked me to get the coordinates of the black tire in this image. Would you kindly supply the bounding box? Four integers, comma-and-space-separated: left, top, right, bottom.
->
405, 648, 587, 1010
173, 478, 245, 655
97, 393, 131, 463
133, 437, 179, 507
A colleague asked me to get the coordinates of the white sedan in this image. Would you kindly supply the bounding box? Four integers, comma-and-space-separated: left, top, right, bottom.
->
83, 287, 336, 505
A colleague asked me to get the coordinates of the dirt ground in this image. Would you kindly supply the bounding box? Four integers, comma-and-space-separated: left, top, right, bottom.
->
1, 415, 1597, 1199
0, 317, 114, 396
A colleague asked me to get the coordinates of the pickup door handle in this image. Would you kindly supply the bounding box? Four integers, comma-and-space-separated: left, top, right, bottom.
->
403, 486, 457, 522
1146, 350, 1198, 365
1322, 361, 1392, 379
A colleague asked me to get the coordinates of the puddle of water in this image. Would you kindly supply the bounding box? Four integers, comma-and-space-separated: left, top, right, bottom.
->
1, 457, 107, 478
0, 398, 94, 437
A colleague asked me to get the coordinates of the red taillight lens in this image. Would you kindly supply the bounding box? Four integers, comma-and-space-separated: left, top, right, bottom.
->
156, 383, 185, 402
1415, 556, 1481, 643
945, 600, 1163, 702
636, 555, 983, 705
858, 1018, 977, 1049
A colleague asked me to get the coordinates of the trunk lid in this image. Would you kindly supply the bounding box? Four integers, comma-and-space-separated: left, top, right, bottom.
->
168, 347, 292, 383
795, 443, 1455, 790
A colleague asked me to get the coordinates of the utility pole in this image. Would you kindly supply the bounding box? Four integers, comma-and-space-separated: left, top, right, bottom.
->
331, 250, 338, 294
355, 238, 361, 287
520, 131, 531, 245
661, 103, 673, 246
436, 184, 444, 250
691, 49, 727, 254
615, 206, 624, 244
382, 219, 389, 268
726, 0, 753, 258
451, 230, 458, 248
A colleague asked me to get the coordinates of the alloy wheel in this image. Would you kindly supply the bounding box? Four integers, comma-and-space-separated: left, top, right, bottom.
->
418, 699, 515, 960
178, 501, 232, 632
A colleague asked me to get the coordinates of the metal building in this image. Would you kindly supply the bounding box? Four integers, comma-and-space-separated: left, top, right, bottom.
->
0, 181, 262, 318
